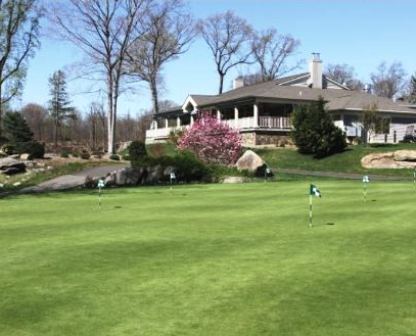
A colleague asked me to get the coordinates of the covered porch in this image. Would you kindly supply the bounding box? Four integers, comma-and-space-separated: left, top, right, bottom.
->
145, 100, 294, 144
211, 100, 293, 130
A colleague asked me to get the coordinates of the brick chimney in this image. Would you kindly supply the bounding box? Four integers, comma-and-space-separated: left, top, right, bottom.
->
233, 77, 244, 90
308, 53, 323, 89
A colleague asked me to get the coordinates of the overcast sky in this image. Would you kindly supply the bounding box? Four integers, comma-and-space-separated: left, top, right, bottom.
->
15, 0, 416, 116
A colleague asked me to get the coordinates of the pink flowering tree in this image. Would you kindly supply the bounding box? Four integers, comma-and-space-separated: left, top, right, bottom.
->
177, 112, 242, 165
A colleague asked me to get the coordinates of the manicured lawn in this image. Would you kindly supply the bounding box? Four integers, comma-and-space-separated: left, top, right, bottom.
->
1, 182, 416, 335
256, 143, 416, 177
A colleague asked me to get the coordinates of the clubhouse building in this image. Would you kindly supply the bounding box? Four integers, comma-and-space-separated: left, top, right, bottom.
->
146, 54, 416, 146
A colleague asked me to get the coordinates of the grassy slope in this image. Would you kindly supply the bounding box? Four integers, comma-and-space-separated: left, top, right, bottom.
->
1, 182, 416, 335
256, 143, 416, 177
148, 142, 416, 177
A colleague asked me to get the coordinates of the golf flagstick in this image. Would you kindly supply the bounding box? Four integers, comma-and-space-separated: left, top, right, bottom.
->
309, 184, 321, 227
170, 171, 176, 190
309, 194, 313, 227
97, 179, 105, 208
413, 168, 416, 190
363, 175, 369, 202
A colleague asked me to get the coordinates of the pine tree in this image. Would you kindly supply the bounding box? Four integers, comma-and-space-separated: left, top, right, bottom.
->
3, 111, 34, 144
292, 97, 347, 158
48, 70, 75, 147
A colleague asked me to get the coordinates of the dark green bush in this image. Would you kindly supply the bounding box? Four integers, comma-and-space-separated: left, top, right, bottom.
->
16, 141, 45, 159
255, 164, 274, 178
60, 150, 70, 158
128, 141, 147, 162
401, 134, 416, 143
172, 151, 211, 183
1, 143, 15, 155
80, 151, 90, 160
132, 150, 211, 183
110, 154, 120, 161
292, 97, 347, 158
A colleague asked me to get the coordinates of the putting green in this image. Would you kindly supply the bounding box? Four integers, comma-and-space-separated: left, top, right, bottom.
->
1, 181, 415, 335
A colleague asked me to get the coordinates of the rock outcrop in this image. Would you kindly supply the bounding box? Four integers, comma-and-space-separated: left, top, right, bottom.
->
361, 150, 416, 169
393, 150, 416, 162
0, 157, 26, 175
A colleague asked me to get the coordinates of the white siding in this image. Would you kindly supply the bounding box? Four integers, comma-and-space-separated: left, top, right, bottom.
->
371, 117, 416, 143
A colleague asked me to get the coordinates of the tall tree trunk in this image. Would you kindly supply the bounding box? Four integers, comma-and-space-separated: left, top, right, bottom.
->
111, 74, 120, 154
150, 78, 159, 114
218, 73, 224, 94
107, 72, 114, 154
91, 117, 97, 151
54, 116, 58, 150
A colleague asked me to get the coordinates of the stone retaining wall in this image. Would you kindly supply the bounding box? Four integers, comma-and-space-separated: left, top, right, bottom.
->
240, 131, 293, 147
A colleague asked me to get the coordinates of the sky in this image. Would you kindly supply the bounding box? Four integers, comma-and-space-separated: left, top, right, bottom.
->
15, 0, 416, 117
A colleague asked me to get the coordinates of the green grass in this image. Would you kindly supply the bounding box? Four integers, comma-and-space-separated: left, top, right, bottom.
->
256, 143, 416, 177
1, 181, 416, 335
147, 143, 177, 157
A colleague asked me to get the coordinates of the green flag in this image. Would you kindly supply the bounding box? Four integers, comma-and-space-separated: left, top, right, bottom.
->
310, 184, 321, 198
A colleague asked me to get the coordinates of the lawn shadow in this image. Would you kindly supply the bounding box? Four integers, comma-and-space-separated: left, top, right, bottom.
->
311, 222, 336, 228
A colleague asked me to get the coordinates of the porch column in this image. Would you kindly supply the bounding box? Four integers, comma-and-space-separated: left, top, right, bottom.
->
234, 106, 239, 121
216, 109, 222, 121
177, 116, 181, 128
253, 103, 259, 127
190, 115, 194, 125
165, 118, 169, 128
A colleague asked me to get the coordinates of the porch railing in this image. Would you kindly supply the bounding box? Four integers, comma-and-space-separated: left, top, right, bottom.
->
224, 117, 255, 129
146, 126, 189, 139
259, 116, 291, 129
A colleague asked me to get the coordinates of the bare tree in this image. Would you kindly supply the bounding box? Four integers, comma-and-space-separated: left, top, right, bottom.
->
198, 11, 253, 94
251, 28, 300, 82
136, 110, 154, 142
126, 0, 195, 114
325, 63, 364, 91
0, 0, 41, 138
407, 74, 416, 104
236, 72, 263, 86
50, 0, 149, 154
371, 62, 407, 98
21, 103, 48, 141
86, 102, 107, 151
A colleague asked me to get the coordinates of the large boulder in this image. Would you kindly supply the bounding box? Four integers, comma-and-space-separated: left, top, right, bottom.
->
0, 157, 26, 175
144, 165, 164, 184
115, 167, 141, 186
20, 153, 31, 160
236, 150, 265, 172
393, 150, 416, 162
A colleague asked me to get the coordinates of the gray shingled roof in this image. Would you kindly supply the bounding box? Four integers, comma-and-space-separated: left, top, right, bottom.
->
324, 91, 416, 113
155, 105, 183, 117
158, 72, 416, 115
